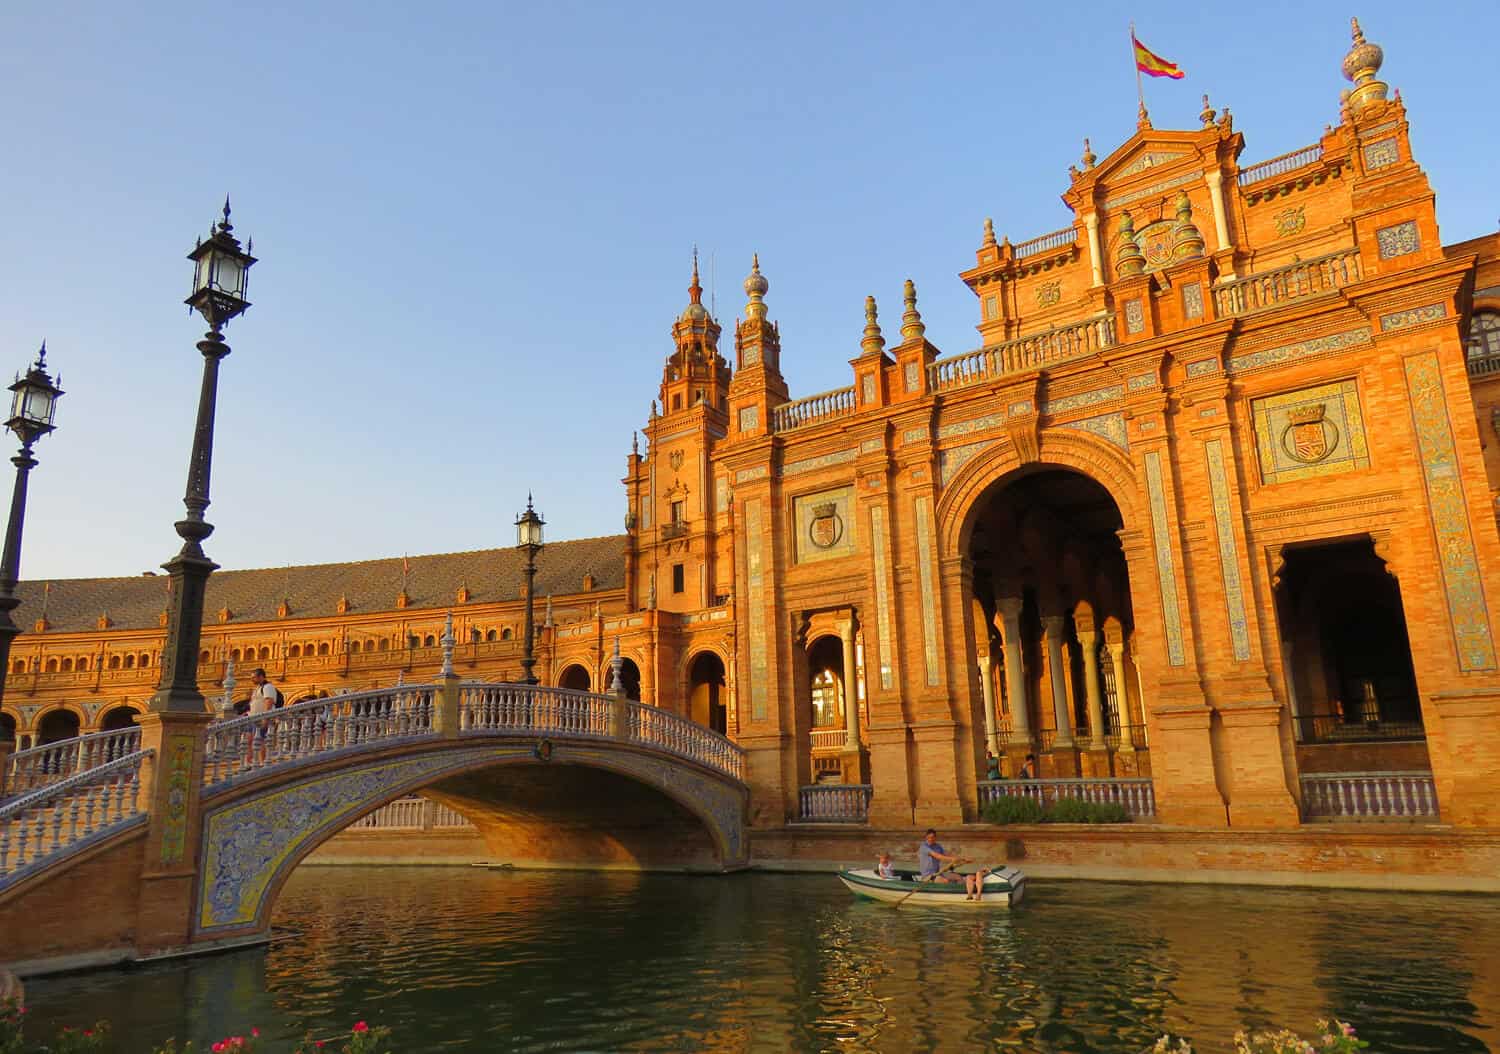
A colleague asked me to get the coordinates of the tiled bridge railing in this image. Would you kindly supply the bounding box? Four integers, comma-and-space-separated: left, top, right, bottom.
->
3, 726, 142, 798
978, 777, 1157, 819
0, 749, 150, 884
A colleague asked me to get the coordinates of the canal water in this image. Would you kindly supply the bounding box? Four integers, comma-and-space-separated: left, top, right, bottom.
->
22, 867, 1500, 1052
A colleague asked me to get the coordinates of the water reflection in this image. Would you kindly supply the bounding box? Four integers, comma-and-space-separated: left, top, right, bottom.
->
21, 869, 1500, 1053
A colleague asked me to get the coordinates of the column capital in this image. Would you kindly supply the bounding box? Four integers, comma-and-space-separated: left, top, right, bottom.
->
1040, 613, 1067, 632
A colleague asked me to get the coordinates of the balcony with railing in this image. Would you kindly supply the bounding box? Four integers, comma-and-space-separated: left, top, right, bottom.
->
1212, 249, 1360, 318
1238, 143, 1324, 188
1466, 353, 1500, 379
977, 777, 1156, 819
1300, 771, 1438, 821
1293, 711, 1425, 745
660, 520, 690, 541
1013, 225, 1076, 260
797, 783, 872, 823
771, 386, 857, 433
928, 313, 1116, 393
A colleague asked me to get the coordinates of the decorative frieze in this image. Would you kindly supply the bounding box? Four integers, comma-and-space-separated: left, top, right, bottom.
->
1379, 302, 1446, 332
745, 498, 769, 721
1117, 150, 1189, 177
738, 406, 759, 432
1404, 353, 1497, 671
1185, 358, 1220, 378
903, 427, 929, 444
1044, 385, 1123, 414
734, 465, 769, 483
1362, 138, 1399, 170
1060, 412, 1129, 451
1008, 399, 1035, 415
939, 440, 990, 485
1144, 451, 1187, 666
1105, 171, 1199, 211
1127, 373, 1158, 391
869, 506, 896, 690
859, 438, 883, 453
784, 448, 857, 477
1251, 379, 1370, 485
1376, 220, 1420, 259
1228, 327, 1372, 373
1204, 440, 1252, 662
937, 412, 1006, 440
914, 496, 941, 687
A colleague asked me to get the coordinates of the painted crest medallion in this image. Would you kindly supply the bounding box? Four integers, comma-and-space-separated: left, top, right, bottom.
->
808, 502, 844, 550
1280, 403, 1339, 463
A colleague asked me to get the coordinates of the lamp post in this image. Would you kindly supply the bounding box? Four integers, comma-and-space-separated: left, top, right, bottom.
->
148, 199, 256, 713
0, 345, 64, 717
515, 496, 545, 685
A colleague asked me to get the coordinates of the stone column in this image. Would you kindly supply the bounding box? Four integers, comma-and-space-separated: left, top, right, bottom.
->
1204, 170, 1232, 259
839, 618, 861, 751
1041, 615, 1075, 749
978, 653, 999, 756
134, 710, 214, 955
1084, 213, 1104, 287
1079, 629, 1107, 749
995, 598, 1030, 743
1108, 642, 1133, 753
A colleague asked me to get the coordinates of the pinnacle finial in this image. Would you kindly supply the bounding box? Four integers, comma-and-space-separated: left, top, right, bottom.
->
1082, 137, 1096, 168
35, 340, 46, 370
1341, 15, 1387, 108
901, 279, 926, 341
982, 217, 997, 248
861, 295, 886, 356
1351, 16, 1364, 43
219, 194, 233, 233
744, 252, 769, 320
1137, 101, 1152, 131
1200, 93, 1215, 128
688, 247, 702, 305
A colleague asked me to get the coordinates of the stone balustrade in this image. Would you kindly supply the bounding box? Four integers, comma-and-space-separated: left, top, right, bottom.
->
1466, 353, 1500, 378
797, 783, 872, 823
928, 314, 1115, 393
809, 728, 848, 752
771, 386, 857, 433
1212, 249, 1360, 317
1299, 771, 1439, 821
977, 777, 1157, 818
1238, 143, 1323, 186
4, 727, 142, 798
1013, 225, 1076, 259
350, 795, 474, 830
0, 749, 149, 885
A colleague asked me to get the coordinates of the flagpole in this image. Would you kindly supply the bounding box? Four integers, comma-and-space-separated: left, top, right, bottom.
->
1130, 22, 1145, 117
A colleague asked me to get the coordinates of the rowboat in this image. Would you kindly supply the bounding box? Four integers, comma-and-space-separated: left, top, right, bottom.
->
838, 865, 1027, 907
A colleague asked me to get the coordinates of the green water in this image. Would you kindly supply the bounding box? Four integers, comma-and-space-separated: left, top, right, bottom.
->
22, 868, 1500, 1052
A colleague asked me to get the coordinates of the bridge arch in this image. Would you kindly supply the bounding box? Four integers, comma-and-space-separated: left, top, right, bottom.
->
194, 739, 746, 941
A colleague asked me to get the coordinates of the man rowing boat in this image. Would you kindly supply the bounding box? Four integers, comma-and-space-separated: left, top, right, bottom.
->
918, 829, 990, 901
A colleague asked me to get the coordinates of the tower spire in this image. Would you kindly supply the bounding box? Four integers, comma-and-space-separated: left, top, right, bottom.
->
861, 296, 886, 357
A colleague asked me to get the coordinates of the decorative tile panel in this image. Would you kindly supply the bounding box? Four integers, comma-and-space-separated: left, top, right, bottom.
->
905, 362, 922, 392
1204, 440, 1252, 662
903, 427, 929, 444
1035, 281, 1061, 307
1229, 327, 1372, 373
1007, 399, 1034, 415
861, 375, 877, 404
870, 506, 896, 690
1186, 358, 1220, 378
939, 440, 991, 484
734, 465, 769, 483
1183, 282, 1204, 320
1144, 451, 1187, 666
1363, 138, 1399, 170
793, 486, 857, 564
1380, 302, 1446, 332
1044, 385, 1123, 414
1377, 220, 1420, 260
1117, 150, 1189, 177
738, 406, 759, 432
745, 498, 769, 720
1125, 299, 1145, 335
914, 496, 942, 687
1127, 373, 1158, 391
1404, 353, 1497, 671
1251, 380, 1370, 485
859, 438, 883, 454
742, 345, 760, 365
1105, 172, 1199, 211
784, 448, 857, 477
1060, 412, 1129, 451
938, 412, 1006, 440
1273, 206, 1306, 238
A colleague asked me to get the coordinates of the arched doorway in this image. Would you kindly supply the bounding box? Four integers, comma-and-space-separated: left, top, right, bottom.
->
101, 706, 139, 732
0, 711, 15, 742
604, 658, 642, 702
37, 708, 81, 745
964, 466, 1138, 778
558, 665, 591, 693
687, 652, 727, 734
1276, 538, 1423, 743
804, 635, 847, 782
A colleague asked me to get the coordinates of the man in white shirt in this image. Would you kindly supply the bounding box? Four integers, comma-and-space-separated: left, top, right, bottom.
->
248, 668, 279, 762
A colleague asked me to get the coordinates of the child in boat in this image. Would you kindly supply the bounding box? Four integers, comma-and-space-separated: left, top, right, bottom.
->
876, 852, 896, 879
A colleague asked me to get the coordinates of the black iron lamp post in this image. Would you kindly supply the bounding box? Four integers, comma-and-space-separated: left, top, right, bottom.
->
148, 199, 256, 713
0, 345, 64, 716
515, 496, 545, 686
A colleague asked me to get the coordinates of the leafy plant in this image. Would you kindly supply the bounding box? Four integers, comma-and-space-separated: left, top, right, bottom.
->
1152, 1018, 1369, 1053
980, 795, 1045, 824
1043, 798, 1131, 824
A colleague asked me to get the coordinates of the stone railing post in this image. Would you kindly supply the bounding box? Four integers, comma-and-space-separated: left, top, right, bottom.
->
608, 638, 628, 738
432, 613, 460, 738
133, 709, 214, 955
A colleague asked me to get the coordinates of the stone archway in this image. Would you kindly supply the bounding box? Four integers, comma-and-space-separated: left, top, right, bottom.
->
687, 651, 727, 734
558, 664, 591, 692
605, 658, 642, 702
100, 706, 139, 732
37, 708, 81, 745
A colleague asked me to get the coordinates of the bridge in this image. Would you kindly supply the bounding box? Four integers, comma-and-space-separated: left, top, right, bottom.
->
0, 660, 748, 972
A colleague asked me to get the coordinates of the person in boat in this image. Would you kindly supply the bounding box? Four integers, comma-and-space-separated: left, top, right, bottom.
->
876, 852, 896, 879
918, 829, 989, 899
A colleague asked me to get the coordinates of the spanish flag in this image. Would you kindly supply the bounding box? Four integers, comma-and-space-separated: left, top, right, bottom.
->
1133, 34, 1185, 79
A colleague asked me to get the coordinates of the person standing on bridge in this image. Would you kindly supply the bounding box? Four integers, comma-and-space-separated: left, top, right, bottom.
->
248, 668, 280, 763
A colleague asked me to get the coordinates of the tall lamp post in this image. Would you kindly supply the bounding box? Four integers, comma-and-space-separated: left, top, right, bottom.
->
149, 199, 256, 713
0, 345, 64, 716
516, 496, 545, 685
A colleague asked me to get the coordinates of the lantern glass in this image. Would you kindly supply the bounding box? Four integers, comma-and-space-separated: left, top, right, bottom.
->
9, 379, 55, 428
516, 513, 544, 548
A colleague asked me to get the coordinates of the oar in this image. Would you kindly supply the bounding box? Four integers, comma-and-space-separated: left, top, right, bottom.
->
892, 856, 966, 908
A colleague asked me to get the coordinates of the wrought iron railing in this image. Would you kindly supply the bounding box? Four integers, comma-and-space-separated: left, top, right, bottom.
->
0, 749, 150, 885
458, 683, 745, 781
977, 777, 1156, 818
797, 783, 872, 823
4, 727, 142, 798
1238, 144, 1323, 186
1299, 771, 1438, 821
928, 314, 1115, 393
1212, 249, 1360, 317
771, 386, 857, 433
1466, 353, 1500, 378
1292, 712, 1425, 744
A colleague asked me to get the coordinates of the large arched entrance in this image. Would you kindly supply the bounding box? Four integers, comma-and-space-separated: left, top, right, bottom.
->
964, 466, 1143, 779
687, 652, 727, 734
101, 706, 139, 732
558, 665, 591, 692
37, 708, 81, 745
804, 634, 848, 782
0, 711, 15, 743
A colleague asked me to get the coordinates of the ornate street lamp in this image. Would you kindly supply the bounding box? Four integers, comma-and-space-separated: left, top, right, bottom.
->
149, 199, 256, 713
0, 344, 64, 717
515, 496, 545, 686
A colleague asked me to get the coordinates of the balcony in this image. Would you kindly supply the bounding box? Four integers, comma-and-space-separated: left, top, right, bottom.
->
1467, 352, 1500, 379
928, 313, 1116, 394
1237, 143, 1323, 191
1299, 771, 1438, 822
660, 521, 690, 541
1292, 711, 1424, 744
978, 777, 1157, 819
796, 783, 872, 823
1212, 249, 1360, 318
771, 385, 857, 433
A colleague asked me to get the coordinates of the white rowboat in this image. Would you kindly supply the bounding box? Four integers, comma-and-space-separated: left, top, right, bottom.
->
838, 865, 1026, 907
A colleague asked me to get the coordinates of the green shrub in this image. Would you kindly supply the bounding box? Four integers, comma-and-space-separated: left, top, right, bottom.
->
1042, 798, 1131, 824
980, 795, 1045, 824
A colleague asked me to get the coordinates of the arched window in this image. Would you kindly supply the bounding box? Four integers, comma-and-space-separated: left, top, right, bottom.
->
470, 629, 481, 643
138, 653, 151, 667
501, 627, 513, 641
45, 658, 59, 673
231, 648, 242, 662
1469, 310, 1500, 361
108, 655, 121, 670
288, 644, 302, 658
258, 646, 272, 661
485, 629, 498, 642
123, 654, 135, 670
378, 639, 389, 651
424, 635, 436, 647
77, 657, 89, 673
199, 650, 211, 664
349, 640, 361, 653
11, 659, 24, 674
319, 642, 330, 656
62, 657, 74, 672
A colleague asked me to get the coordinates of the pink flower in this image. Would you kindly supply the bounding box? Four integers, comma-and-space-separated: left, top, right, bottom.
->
213, 1044, 226, 1053
252, 1027, 260, 1038
316, 1043, 325, 1049
84, 1030, 93, 1037
353, 1021, 369, 1033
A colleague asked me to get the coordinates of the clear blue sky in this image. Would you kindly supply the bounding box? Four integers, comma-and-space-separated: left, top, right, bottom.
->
3, 1, 1496, 582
